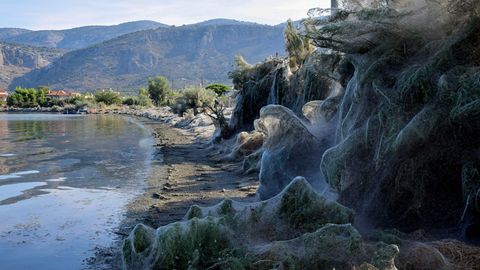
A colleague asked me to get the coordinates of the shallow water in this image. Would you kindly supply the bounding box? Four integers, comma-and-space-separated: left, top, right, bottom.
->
0, 114, 154, 269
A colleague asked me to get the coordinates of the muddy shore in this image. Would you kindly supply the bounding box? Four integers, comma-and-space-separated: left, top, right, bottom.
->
87, 116, 258, 269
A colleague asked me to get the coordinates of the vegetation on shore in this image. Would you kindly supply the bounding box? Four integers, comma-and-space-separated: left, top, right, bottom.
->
3, 78, 231, 118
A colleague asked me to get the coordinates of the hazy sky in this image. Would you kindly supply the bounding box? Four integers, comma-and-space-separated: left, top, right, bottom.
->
0, 0, 330, 30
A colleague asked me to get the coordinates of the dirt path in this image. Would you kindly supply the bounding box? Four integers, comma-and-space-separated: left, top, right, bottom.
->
88, 120, 258, 269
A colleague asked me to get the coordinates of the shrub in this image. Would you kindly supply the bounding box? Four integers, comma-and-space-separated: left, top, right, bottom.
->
173, 87, 217, 115
94, 90, 122, 105
123, 88, 153, 107
148, 76, 171, 106
123, 97, 138, 106
206, 83, 230, 96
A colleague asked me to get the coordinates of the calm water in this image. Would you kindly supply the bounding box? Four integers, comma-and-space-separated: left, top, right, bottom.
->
0, 114, 154, 269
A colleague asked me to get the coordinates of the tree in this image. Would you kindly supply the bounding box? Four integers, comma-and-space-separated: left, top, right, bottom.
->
36, 86, 49, 107
228, 55, 253, 90
7, 87, 38, 108
206, 83, 230, 96
137, 88, 153, 107
285, 20, 315, 71
94, 90, 122, 105
148, 76, 171, 106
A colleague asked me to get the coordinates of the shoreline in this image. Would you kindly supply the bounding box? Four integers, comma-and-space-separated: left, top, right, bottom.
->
86, 110, 258, 269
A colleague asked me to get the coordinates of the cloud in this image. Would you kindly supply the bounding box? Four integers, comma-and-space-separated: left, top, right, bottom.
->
0, 0, 329, 30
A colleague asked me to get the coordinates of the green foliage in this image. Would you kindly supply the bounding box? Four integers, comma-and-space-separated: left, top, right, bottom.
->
94, 90, 122, 105
36, 86, 49, 107
122, 89, 152, 107
148, 76, 171, 106
7, 87, 39, 108
228, 55, 253, 90
173, 86, 217, 115
284, 20, 315, 70
186, 205, 204, 220
278, 179, 354, 232
154, 218, 232, 269
182, 87, 217, 108
206, 83, 230, 96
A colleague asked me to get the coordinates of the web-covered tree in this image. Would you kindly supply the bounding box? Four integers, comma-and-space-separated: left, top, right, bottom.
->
284, 20, 315, 71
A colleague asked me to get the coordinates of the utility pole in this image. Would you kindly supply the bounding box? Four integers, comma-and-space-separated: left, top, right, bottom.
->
331, 0, 339, 16
331, 0, 338, 9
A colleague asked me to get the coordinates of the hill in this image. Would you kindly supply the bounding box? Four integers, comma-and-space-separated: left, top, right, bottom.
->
0, 28, 32, 40
11, 24, 285, 91
0, 42, 64, 89
0, 21, 167, 50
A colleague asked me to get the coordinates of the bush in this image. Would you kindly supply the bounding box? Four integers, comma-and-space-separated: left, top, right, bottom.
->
173, 87, 217, 115
65, 95, 85, 105
206, 83, 230, 96
123, 97, 138, 106
148, 76, 171, 106
94, 90, 122, 105
123, 88, 153, 107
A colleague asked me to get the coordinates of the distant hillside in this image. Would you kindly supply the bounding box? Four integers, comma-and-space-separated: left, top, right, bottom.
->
196, 19, 260, 26
0, 28, 32, 40
0, 21, 167, 50
12, 24, 286, 92
0, 42, 64, 89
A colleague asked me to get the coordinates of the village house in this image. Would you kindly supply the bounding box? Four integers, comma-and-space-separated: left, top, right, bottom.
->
46, 90, 80, 100
0, 89, 8, 103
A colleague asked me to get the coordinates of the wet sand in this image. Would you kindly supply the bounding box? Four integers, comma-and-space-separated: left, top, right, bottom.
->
88, 118, 258, 269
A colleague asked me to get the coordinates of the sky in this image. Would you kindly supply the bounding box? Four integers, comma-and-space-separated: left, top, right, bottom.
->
0, 0, 330, 30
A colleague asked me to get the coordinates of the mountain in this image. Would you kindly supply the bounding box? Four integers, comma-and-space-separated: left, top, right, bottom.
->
0, 28, 32, 40
11, 24, 286, 92
196, 19, 260, 26
0, 21, 168, 50
0, 42, 64, 89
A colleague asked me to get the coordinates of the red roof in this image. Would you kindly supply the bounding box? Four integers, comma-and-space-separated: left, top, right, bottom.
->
0, 90, 7, 97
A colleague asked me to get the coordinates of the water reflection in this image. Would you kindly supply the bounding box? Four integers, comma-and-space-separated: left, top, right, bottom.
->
0, 113, 153, 270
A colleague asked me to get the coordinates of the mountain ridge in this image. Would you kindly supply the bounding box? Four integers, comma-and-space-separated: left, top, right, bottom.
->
11, 23, 286, 92
0, 41, 64, 89
0, 20, 168, 50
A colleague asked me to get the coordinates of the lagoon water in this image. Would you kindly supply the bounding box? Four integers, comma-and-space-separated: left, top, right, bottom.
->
0, 114, 154, 269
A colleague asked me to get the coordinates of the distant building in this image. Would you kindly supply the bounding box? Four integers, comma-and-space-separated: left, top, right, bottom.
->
0, 89, 8, 103
46, 90, 80, 100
